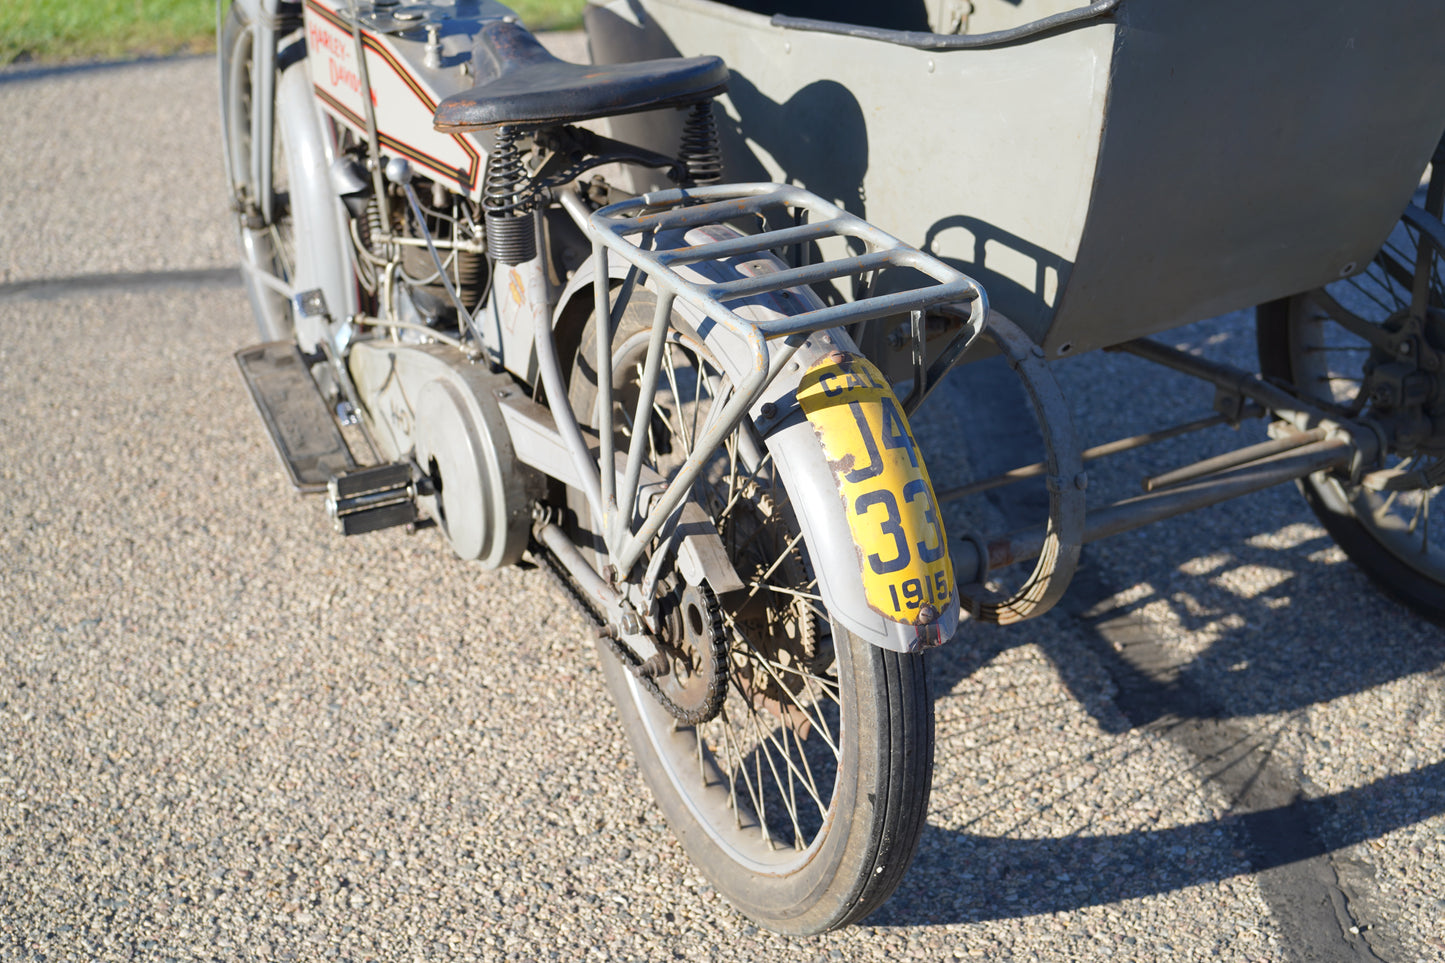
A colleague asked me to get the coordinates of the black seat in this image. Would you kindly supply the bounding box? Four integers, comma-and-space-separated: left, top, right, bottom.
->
434, 20, 728, 132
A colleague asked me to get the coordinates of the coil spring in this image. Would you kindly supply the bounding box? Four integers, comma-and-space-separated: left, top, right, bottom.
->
454, 249, 486, 309
679, 100, 722, 186
483, 125, 536, 265
364, 195, 383, 249
350, 194, 383, 293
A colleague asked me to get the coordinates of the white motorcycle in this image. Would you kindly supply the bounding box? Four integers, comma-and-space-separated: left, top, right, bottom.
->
218, 0, 988, 934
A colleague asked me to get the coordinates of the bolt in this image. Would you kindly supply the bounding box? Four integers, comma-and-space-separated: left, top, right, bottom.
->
1399, 341, 1414, 356
618, 610, 642, 635
384, 156, 412, 186
759, 402, 778, 419
598, 624, 619, 641
424, 24, 443, 69
1074, 471, 1089, 491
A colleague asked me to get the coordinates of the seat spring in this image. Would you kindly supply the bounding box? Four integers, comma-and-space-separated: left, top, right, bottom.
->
679, 101, 722, 186
483, 125, 537, 264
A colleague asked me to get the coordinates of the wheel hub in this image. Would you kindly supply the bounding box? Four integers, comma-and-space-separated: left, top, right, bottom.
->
1360, 307, 1445, 470
649, 583, 727, 725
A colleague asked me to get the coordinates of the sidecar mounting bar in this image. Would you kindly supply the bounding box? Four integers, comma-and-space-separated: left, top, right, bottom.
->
936, 408, 1262, 503
962, 435, 1353, 579
950, 337, 1380, 585
1111, 338, 1380, 463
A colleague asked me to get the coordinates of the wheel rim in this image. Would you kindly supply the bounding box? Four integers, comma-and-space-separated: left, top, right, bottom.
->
606, 328, 848, 872
1288, 203, 1445, 580
223, 13, 296, 338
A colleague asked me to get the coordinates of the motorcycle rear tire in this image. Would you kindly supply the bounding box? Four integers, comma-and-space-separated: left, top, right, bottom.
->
568, 293, 934, 935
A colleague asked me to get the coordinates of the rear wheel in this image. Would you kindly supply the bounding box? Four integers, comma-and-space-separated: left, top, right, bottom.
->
1257, 170, 1445, 621
568, 293, 934, 934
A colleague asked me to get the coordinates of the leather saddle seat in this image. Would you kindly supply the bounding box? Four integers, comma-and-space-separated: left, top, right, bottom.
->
434, 20, 728, 132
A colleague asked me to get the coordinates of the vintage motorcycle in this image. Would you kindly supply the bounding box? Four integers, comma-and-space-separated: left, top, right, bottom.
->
220, 0, 1445, 935
221, 0, 986, 935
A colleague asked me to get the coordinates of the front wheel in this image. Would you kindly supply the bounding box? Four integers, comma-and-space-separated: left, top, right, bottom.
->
569, 294, 934, 934
219, 3, 356, 345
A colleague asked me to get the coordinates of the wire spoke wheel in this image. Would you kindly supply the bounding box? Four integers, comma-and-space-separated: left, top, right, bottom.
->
219, 4, 298, 340
1257, 168, 1445, 620
568, 290, 932, 934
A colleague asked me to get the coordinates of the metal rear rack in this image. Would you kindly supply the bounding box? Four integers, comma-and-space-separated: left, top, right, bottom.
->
543, 182, 987, 579
588, 182, 983, 339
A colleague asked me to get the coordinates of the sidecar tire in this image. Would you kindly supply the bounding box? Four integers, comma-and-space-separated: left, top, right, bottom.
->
1257, 295, 1445, 623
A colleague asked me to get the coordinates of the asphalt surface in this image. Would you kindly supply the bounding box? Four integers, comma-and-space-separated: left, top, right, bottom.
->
3, 41, 1444, 963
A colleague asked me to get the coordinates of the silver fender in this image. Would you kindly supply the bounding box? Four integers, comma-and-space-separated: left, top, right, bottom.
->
551, 236, 961, 654
273, 52, 358, 351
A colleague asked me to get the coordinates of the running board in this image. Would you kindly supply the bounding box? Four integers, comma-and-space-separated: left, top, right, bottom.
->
235, 341, 356, 492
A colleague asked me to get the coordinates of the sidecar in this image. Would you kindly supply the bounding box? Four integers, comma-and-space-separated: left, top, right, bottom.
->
586, 0, 1445, 630
586, 0, 1445, 373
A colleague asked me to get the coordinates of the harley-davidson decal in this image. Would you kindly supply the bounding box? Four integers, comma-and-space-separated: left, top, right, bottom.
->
302, 0, 482, 195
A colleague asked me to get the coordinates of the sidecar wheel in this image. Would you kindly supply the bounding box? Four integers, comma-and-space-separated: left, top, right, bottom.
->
1256, 200, 1445, 622
568, 294, 934, 934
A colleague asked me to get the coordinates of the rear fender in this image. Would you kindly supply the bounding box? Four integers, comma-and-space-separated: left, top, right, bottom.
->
552, 228, 960, 653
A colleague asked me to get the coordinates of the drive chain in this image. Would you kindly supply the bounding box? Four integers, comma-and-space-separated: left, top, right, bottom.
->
532, 539, 726, 725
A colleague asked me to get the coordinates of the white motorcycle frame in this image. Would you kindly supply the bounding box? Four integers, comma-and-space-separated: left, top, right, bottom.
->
225, 0, 987, 653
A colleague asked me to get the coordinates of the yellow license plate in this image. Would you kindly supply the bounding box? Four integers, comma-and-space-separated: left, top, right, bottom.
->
796, 354, 953, 624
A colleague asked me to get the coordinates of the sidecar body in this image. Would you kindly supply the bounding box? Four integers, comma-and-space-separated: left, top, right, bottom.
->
586, 0, 1445, 371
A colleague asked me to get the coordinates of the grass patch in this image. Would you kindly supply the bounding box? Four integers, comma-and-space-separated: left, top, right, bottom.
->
1, 0, 588, 66
512, 0, 589, 31
1, 1, 215, 64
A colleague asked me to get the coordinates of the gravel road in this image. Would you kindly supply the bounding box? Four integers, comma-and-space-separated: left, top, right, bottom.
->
2, 41, 1443, 963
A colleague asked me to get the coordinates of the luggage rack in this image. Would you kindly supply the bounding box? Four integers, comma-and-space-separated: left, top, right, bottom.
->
541, 182, 989, 579
588, 182, 985, 340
